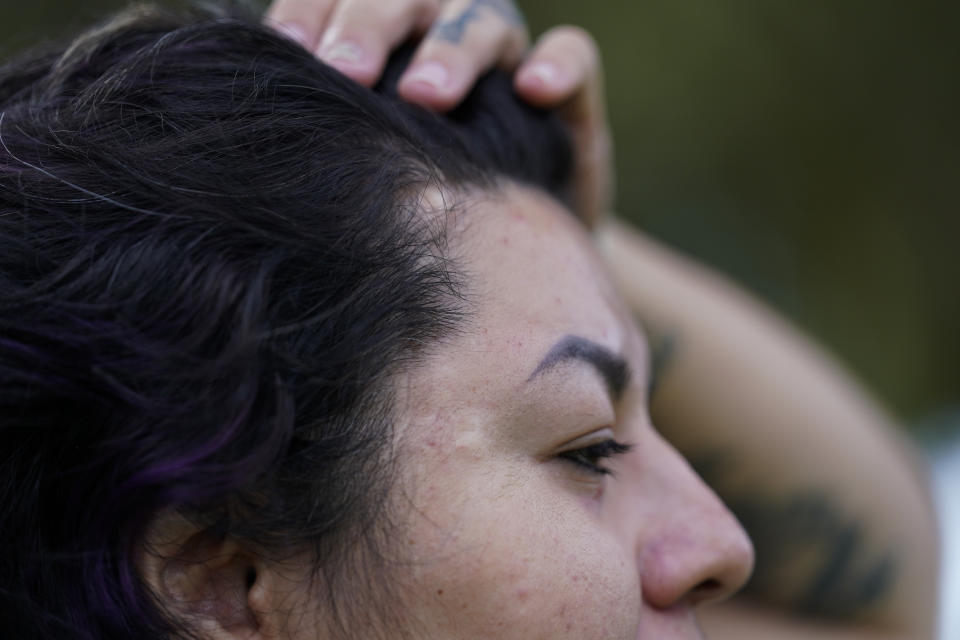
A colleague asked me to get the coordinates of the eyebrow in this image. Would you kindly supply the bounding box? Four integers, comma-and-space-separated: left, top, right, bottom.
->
527, 335, 631, 401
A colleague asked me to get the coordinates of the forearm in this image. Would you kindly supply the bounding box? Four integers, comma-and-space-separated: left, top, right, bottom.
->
596, 219, 938, 638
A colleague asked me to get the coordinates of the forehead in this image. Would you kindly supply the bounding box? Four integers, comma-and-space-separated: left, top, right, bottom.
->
405, 183, 646, 412
456, 184, 632, 339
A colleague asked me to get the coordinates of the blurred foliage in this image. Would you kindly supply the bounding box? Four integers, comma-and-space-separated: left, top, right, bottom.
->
2, 0, 957, 421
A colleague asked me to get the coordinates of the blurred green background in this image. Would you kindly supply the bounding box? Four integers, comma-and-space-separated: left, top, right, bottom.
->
2, 0, 957, 426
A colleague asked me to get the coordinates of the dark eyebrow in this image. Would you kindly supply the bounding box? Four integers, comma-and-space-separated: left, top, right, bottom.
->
527, 335, 631, 401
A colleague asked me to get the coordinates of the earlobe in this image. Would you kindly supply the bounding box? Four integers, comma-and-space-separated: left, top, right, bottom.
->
137, 513, 266, 639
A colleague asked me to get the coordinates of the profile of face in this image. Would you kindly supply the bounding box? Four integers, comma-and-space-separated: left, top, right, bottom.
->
142, 183, 754, 639
356, 184, 753, 639
0, 10, 754, 637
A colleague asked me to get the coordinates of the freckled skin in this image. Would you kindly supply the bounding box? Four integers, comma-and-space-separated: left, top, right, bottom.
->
383, 184, 753, 639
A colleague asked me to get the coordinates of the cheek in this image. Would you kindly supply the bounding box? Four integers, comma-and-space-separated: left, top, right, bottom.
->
397, 455, 641, 639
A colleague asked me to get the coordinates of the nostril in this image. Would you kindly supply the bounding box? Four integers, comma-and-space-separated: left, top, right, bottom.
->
690, 578, 723, 604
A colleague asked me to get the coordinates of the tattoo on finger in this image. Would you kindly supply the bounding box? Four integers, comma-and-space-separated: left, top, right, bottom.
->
433, 0, 525, 44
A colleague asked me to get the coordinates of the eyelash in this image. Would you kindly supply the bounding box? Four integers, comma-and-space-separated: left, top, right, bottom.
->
558, 439, 632, 476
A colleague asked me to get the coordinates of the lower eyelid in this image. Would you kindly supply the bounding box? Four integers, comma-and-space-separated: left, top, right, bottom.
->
558, 453, 610, 475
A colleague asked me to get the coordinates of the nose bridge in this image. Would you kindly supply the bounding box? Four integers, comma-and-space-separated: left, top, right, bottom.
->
623, 431, 755, 610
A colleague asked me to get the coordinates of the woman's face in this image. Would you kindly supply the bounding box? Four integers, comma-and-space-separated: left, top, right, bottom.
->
388, 184, 754, 639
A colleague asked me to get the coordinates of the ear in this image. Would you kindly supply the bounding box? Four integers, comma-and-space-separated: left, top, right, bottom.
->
137, 513, 277, 640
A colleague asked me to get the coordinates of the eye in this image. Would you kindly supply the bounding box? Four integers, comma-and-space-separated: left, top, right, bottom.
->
558, 439, 632, 476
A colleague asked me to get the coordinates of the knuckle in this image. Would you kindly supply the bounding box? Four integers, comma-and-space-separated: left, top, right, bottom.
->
547, 24, 601, 66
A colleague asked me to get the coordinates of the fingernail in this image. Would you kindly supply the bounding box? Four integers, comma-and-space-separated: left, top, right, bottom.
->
276, 22, 311, 49
320, 40, 366, 71
521, 62, 560, 88
402, 61, 450, 91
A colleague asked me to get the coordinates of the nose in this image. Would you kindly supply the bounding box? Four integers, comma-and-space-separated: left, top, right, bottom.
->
610, 430, 755, 609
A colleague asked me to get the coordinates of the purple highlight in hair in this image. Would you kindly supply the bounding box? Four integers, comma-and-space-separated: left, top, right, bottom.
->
122, 410, 251, 491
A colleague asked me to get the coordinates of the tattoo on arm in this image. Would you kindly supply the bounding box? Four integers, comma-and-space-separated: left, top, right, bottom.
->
642, 325, 898, 619
691, 453, 898, 619
647, 332, 677, 400
433, 0, 525, 45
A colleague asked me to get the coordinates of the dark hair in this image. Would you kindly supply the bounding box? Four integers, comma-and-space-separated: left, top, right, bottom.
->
0, 3, 571, 639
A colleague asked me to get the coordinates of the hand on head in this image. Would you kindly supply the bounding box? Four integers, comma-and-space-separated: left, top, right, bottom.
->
264, 0, 614, 227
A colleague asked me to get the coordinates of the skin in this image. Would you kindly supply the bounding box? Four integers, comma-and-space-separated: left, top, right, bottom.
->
265, 5, 936, 636
142, 184, 754, 640
388, 184, 753, 638
142, 2, 940, 638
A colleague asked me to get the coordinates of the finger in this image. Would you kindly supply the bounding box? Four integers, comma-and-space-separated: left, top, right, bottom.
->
264, 0, 337, 51
515, 26, 605, 131
398, 0, 530, 111
317, 0, 441, 86
514, 26, 613, 227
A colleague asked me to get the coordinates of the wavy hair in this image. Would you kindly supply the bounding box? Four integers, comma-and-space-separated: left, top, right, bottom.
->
0, 3, 571, 638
